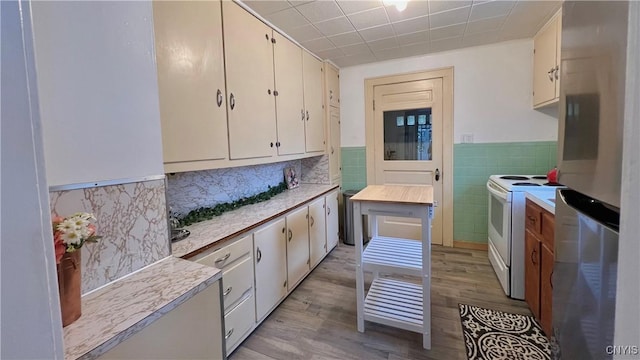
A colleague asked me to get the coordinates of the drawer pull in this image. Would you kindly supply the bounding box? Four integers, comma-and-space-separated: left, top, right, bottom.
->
215, 253, 231, 264
310, 216, 315, 227
223, 286, 233, 297
225, 328, 234, 340
527, 216, 537, 224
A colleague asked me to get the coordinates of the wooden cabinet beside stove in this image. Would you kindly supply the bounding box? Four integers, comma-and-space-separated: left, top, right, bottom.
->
524, 199, 555, 337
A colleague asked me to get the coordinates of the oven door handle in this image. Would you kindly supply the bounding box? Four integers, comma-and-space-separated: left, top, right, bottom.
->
487, 182, 510, 202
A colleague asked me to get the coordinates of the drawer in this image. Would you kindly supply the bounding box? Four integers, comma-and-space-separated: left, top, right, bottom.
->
196, 234, 252, 269
222, 256, 254, 311
525, 200, 542, 235
541, 211, 555, 250
224, 294, 255, 354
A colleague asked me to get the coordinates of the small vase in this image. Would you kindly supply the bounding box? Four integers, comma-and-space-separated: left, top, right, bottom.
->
57, 251, 82, 327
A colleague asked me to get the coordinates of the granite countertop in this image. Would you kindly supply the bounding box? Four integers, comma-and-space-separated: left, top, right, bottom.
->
525, 190, 556, 215
63, 256, 221, 360
173, 183, 339, 258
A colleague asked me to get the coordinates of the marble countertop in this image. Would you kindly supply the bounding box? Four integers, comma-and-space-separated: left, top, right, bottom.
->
173, 184, 339, 258
63, 256, 221, 360
525, 190, 556, 215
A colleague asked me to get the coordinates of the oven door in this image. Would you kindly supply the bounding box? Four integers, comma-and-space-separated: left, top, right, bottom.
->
487, 181, 512, 265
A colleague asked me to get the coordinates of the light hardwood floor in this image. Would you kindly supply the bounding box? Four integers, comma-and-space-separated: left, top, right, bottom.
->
231, 244, 531, 360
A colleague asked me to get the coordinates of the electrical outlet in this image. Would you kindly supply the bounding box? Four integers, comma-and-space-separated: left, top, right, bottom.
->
462, 133, 474, 143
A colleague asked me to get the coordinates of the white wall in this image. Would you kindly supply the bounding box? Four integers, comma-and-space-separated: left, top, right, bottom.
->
1, 1, 64, 357
31, 1, 164, 186
614, 1, 640, 356
339, 39, 558, 147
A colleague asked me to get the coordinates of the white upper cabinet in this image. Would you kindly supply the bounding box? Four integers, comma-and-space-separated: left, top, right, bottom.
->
328, 106, 341, 183
153, 1, 228, 172
223, 1, 277, 160
326, 63, 340, 108
533, 11, 562, 108
303, 51, 325, 153
273, 32, 305, 156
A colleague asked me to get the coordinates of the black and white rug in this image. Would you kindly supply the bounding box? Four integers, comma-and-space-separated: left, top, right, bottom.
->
459, 304, 551, 360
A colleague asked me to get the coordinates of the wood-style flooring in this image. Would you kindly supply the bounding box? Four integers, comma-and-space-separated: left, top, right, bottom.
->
231, 244, 531, 360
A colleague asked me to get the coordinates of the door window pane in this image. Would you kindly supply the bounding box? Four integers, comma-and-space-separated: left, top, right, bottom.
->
383, 108, 432, 160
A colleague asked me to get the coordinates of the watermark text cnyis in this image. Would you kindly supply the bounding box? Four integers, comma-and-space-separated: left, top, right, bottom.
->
606, 345, 639, 356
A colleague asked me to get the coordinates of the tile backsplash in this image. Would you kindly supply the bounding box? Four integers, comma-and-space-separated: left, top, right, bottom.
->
49, 178, 170, 294
166, 160, 302, 217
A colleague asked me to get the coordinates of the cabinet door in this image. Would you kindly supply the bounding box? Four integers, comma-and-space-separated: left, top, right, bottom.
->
223, 1, 276, 160
254, 218, 287, 322
328, 107, 341, 182
524, 230, 541, 320
153, 1, 227, 165
303, 51, 325, 153
273, 33, 305, 156
540, 244, 554, 337
326, 190, 340, 250
286, 206, 310, 291
326, 63, 340, 108
533, 16, 558, 106
309, 198, 327, 268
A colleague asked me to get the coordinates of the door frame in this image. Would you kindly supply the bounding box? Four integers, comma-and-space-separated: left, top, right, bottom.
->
364, 67, 454, 247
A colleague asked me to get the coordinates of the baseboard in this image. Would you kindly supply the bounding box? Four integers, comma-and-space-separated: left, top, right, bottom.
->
453, 240, 488, 251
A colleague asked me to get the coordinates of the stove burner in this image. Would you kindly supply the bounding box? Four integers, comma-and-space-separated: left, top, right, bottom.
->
531, 175, 547, 180
512, 182, 541, 186
543, 182, 563, 186
500, 176, 530, 180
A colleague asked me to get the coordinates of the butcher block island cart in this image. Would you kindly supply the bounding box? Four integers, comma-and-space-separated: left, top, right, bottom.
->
350, 185, 434, 349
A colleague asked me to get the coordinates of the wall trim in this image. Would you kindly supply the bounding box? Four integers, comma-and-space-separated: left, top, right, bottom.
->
453, 240, 488, 251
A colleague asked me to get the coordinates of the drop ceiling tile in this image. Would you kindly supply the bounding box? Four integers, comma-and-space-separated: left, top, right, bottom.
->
400, 42, 431, 57
429, 36, 462, 53
430, 23, 466, 41
429, 0, 472, 15
333, 51, 377, 67
358, 24, 395, 41
314, 47, 345, 59
337, 0, 383, 15
296, 1, 344, 23
244, 1, 292, 16
288, 0, 316, 7
328, 31, 364, 46
338, 42, 372, 56
385, 0, 430, 22
462, 29, 500, 46
392, 15, 429, 35
348, 7, 390, 30
367, 36, 399, 51
287, 24, 324, 42
374, 47, 406, 61
302, 37, 337, 52
396, 30, 430, 46
469, 1, 515, 22
314, 16, 356, 36
465, 15, 506, 34
429, 6, 471, 28
266, 8, 310, 32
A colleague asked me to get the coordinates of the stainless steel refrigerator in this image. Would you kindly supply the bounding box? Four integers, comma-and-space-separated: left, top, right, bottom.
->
553, 1, 627, 359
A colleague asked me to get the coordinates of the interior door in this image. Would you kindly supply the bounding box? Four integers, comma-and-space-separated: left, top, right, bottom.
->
372, 79, 443, 245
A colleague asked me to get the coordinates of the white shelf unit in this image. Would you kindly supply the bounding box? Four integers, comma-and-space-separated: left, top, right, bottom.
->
353, 197, 434, 350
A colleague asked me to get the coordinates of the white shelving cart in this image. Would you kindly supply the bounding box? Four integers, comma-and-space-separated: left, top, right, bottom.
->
351, 185, 434, 350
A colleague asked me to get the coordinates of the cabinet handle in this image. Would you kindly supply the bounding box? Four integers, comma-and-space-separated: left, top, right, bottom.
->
274, 90, 279, 96
225, 328, 234, 340
324, 243, 327, 250
331, 146, 334, 154
288, 229, 293, 242
329, 90, 333, 100
531, 248, 537, 265
550, 269, 554, 289
306, 259, 310, 265
327, 207, 331, 216
310, 216, 314, 227
268, 89, 271, 95
528, 215, 537, 224
223, 286, 233, 297
283, 280, 287, 288
270, 142, 274, 148
435, 168, 440, 181
276, 141, 281, 147
301, 109, 305, 121
214, 253, 230, 264
548, 69, 554, 81
554, 65, 559, 80
216, 89, 223, 107
229, 93, 235, 110
306, 110, 309, 121
256, 247, 262, 263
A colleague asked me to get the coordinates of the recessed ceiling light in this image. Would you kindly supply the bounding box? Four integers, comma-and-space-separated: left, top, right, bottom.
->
383, 0, 409, 12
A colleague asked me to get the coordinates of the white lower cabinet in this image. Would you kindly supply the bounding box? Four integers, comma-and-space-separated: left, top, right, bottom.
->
309, 197, 327, 268
326, 189, 340, 250
286, 206, 310, 291
100, 283, 224, 359
254, 218, 288, 322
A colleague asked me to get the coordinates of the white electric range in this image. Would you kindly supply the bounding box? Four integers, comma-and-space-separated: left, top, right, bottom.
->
486, 175, 562, 299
